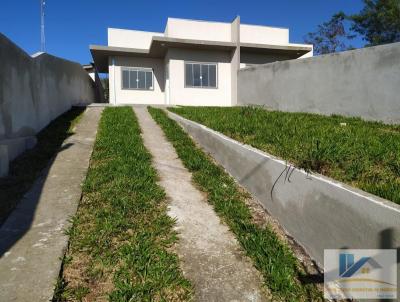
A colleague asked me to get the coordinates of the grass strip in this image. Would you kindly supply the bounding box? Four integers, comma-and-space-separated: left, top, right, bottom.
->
169, 106, 400, 204
55, 107, 192, 301
0, 107, 85, 225
148, 107, 322, 302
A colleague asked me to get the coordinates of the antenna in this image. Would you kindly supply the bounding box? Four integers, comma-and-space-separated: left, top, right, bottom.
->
40, 0, 46, 52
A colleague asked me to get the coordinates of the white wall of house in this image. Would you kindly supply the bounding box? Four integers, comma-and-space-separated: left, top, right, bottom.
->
109, 56, 165, 105
240, 24, 289, 45
165, 18, 232, 42
103, 17, 313, 106
166, 48, 232, 106
108, 28, 163, 49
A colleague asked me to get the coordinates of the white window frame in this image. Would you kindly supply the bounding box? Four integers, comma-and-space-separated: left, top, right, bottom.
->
184, 61, 218, 89
121, 67, 154, 91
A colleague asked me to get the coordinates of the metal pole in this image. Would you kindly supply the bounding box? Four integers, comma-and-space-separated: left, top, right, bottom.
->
40, 0, 45, 52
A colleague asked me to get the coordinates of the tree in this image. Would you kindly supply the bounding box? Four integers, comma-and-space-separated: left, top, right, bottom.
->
349, 0, 400, 46
305, 0, 400, 54
304, 12, 354, 55
100, 77, 109, 101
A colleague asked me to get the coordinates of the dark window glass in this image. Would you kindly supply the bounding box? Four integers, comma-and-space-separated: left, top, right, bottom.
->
201, 65, 209, 87
138, 70, 146, 89
185, 63, 193, 86
193, 64, 201, 87
184, 63, 216, 88
122, 70, 130, 89
208, 64, 216, 88
145, 71, 153, 89
129, 70, 137, 89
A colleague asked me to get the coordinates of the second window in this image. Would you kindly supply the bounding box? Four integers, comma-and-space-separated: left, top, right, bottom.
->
185, 62, 217, 88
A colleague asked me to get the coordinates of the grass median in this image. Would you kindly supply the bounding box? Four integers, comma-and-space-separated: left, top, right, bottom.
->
148, 107, 322, 302
169, 106, 400, 204
55, 107, 192, 301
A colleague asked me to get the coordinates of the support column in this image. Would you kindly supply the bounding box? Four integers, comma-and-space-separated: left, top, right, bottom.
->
230, 16, 240, 106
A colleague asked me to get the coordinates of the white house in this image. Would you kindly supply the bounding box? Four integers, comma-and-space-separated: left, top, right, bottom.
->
90, 17, 312, 106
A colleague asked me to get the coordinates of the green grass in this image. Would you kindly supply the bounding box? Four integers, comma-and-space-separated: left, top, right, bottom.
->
55, 107, 192, 302
0, 107, 85, 225
148, 107, 323, 302
169, 106, 400, 204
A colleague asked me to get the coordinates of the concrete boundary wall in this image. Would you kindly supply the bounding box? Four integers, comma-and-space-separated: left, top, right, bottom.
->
167, 111, 400, 269
0, 34, 97, 176
238, 42, 400, 124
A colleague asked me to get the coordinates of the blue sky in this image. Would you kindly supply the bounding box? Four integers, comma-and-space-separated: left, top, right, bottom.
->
1, 0, 364, 64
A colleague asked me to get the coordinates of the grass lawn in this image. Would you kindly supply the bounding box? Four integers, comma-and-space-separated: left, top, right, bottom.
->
169, 106, 400, 204
55, 107, 192, 301
149, 107, 323, 302
0, 107, 85, 225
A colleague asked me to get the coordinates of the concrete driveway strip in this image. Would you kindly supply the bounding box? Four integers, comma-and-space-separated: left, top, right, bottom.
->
134, 107, 268, 302
0, 107, 103, 302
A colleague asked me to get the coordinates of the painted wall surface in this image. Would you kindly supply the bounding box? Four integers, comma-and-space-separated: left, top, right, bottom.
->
108, 28, 163, 49
167, 48, 232, 106
168, 111, 400, 270
240, 24, 289, 45
165, 18, 231, 42
109, 56, 165, 105
240, 52, 293, 67
0, 34, 96, 175
238, 42, 400, 124
0, 34, 95, 140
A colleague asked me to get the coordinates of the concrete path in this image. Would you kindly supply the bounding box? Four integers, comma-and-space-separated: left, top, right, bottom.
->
0, 107, 103, 301
134, 107, 268, 302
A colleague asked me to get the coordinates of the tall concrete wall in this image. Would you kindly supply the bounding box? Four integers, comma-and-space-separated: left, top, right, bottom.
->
238, 42, 400, 124
0, 33, 96, 175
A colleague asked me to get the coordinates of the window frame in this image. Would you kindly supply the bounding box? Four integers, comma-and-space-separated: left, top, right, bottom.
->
121, 67, 154, 91
184, 61, 218, 89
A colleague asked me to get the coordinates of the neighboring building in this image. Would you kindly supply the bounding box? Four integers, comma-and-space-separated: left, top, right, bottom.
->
82, 63, 96, 81
90, 17, 312, 106
83, 63, 106, 103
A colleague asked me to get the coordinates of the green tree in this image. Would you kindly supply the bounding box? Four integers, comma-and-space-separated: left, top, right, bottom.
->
349, 0, 400, 46
100, 77, 109, 101
304, 12, 354, 55
305, 0, 400, 55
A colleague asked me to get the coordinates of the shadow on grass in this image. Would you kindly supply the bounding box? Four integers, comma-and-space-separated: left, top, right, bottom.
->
0, 107, 85, 257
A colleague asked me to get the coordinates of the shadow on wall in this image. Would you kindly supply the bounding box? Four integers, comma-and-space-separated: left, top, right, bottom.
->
0, 33, 98, 176
0, 33, 97, 140
0, 107, 84, 257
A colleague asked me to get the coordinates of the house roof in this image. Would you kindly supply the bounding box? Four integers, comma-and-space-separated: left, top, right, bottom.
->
90, 37, 237, 72
91, 36, 311, 73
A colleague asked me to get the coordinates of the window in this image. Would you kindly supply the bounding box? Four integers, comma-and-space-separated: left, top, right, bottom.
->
185, 62, 217, 88
121, 68, 153, 90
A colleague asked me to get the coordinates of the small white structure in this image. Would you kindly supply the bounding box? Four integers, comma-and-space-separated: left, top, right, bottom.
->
91, 17, 312, 106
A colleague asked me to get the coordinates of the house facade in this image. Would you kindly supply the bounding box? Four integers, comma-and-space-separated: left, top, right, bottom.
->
90, 17, 312, 106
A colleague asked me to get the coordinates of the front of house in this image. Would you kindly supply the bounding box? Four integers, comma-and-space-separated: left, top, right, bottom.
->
90, 17, 312, 106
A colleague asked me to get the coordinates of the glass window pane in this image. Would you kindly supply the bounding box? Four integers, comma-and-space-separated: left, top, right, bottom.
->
209, 64, 217, 88
193, 64, 201, 87
138, 70, 146, 89
201, 64, 209, 87
185, 63, 193, 86
122, 70, 129, 89
130, 70, 137, 89
145, 71, 153, 90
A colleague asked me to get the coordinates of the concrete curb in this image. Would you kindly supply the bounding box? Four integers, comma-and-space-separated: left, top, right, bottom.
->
0, 107, 103, 302
167, 111, 400, 268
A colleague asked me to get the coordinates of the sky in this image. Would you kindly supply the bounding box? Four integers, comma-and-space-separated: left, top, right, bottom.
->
1, 0, 365, 65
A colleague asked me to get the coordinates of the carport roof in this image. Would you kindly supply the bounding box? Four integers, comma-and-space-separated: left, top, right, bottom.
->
90, 36, 312, 73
